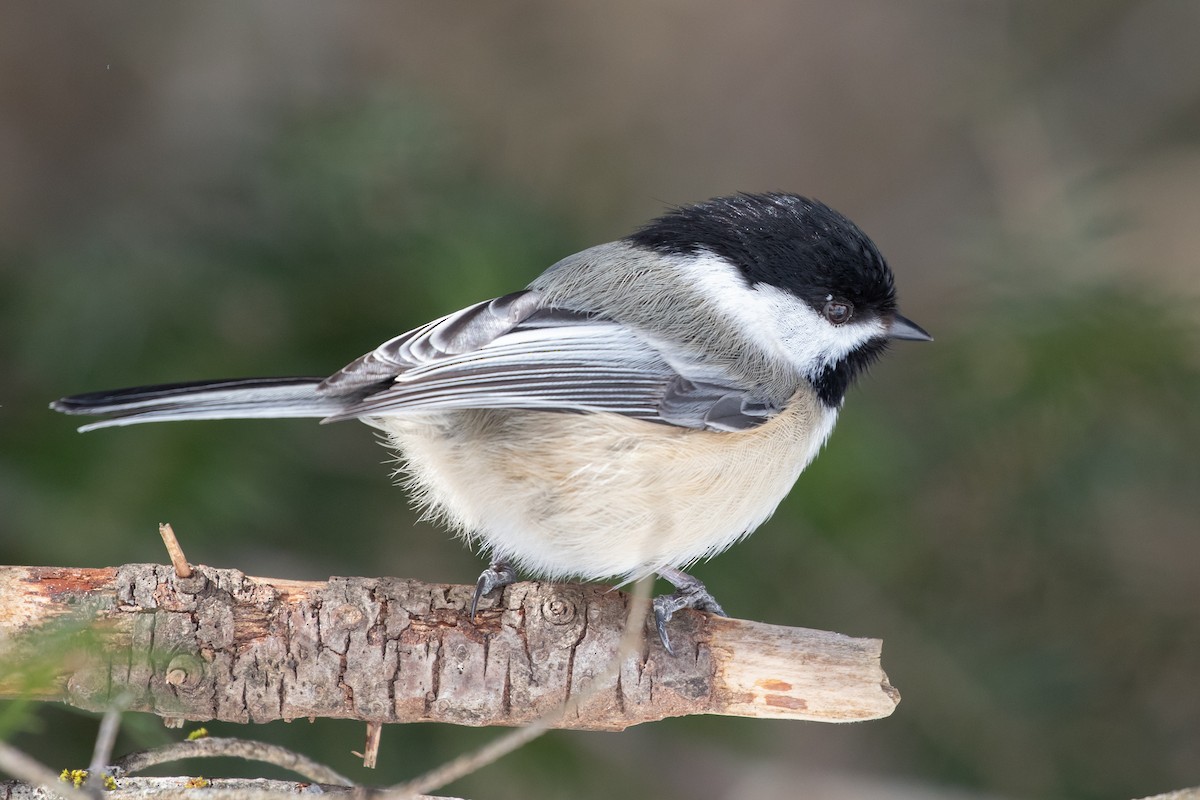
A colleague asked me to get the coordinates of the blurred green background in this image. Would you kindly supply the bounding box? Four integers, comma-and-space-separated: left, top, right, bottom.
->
2, 3, 1199, 799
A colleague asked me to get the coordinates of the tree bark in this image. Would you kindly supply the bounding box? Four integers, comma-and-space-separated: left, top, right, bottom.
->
0, 564, 898, 730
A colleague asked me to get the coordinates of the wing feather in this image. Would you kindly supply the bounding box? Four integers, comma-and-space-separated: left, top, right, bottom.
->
320, 289, 778, 430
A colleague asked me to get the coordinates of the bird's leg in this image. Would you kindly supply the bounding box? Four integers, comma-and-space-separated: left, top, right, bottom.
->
653, 566, 727, 655
470, 561, 517, 618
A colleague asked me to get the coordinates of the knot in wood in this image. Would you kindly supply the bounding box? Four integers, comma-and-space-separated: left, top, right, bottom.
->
332, 603, 364, 629
165, 654, 204, 689
171, 572, 208, 595
66, 669, 108, 704
541, 593, 578, 625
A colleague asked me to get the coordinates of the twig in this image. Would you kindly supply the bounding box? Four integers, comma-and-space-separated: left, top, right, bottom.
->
386, 577, 654, 799
112, 737, 355, 787
86, 698, 127, 790
352, 721, 383, 769
0, 740, 92, 800
158, 522, 193, 578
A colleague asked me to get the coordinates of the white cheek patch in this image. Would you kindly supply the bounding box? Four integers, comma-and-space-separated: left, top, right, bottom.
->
686, 252, 885, 376
747, 284, 885, 376
753, 284, 888, 376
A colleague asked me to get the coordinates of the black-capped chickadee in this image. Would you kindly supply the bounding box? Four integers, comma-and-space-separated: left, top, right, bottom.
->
52, 193, 930, 652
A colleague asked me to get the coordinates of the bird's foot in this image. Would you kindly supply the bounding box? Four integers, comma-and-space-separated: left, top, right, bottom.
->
653, 567, 727, 656
470, 561, 517, 618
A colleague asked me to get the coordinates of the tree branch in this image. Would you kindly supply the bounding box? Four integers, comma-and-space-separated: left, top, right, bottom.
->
1, 777, 461, 799
0, 564, 898, 729
113, 737, 354, 786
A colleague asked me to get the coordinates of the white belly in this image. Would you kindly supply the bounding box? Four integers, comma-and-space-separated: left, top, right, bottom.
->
372, 393, 837, 581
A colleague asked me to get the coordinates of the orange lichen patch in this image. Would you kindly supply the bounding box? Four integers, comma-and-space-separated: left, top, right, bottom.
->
755, 678, 793, 692
764, 694, 808, 711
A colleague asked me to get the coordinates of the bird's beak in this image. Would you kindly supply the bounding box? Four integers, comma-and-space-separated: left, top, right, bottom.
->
888, 313, 933, 342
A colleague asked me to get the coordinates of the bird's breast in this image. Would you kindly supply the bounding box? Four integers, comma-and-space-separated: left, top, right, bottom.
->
374, 392, 837, 581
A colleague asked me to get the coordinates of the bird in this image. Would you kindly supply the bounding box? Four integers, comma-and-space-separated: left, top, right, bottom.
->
52, 192, 930, 653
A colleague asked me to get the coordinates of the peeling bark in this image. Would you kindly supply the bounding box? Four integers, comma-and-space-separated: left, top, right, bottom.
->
0, 565, 898, 730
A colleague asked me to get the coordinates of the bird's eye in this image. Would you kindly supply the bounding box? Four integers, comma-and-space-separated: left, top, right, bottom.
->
823, 301, 853, 325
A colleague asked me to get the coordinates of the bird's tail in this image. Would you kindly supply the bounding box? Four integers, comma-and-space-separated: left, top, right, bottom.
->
50, 377, 344, 432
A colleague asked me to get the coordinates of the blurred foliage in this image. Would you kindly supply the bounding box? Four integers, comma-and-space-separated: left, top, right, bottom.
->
3, 95, 1199, 800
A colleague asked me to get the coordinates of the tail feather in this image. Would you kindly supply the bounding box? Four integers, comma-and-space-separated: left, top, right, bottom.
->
51, 377, 343, 432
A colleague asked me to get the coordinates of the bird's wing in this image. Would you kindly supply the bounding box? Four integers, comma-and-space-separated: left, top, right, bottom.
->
320, 290, 780, 432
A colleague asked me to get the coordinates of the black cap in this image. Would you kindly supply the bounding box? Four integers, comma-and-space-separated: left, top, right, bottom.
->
626, 193, 897, 318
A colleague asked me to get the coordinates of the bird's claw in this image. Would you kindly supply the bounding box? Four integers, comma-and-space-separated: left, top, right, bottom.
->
470, 562, 517, 619
652, 571, 726, 656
